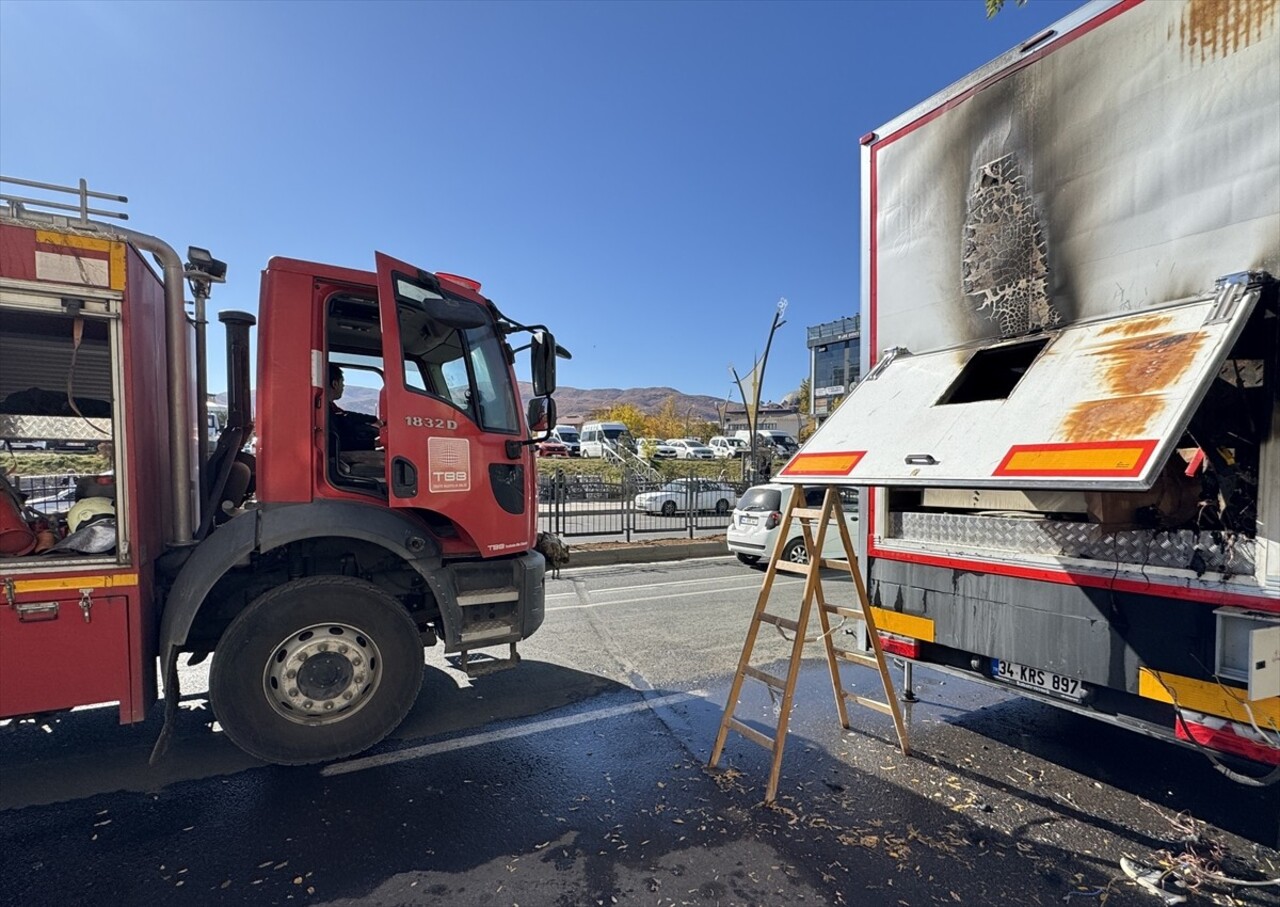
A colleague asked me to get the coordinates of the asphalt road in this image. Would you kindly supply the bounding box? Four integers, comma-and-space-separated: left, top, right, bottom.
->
2, 557, 1277, 907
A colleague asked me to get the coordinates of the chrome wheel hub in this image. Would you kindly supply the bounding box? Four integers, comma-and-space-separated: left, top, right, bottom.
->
263, 623, 382, 725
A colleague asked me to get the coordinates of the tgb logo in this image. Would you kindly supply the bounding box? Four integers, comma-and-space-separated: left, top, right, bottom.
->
428, 437, 470, 493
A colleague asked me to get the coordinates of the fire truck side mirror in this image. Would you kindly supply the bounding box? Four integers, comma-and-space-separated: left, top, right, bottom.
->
531, 330, 557, 397
527, 396, 556, 436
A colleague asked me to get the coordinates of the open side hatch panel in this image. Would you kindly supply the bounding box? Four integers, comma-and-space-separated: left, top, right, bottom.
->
779, 274, 1264, 491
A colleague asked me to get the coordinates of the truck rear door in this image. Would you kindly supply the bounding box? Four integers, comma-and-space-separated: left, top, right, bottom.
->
375, 253, 532, 555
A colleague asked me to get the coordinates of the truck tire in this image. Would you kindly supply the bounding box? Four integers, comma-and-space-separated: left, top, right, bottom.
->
209, 575, 424, 765
661, 500, 677, 517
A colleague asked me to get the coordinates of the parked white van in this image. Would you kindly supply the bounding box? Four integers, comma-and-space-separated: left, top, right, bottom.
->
759, 430, 800, 457
732, 430, 800, 457
550, 425, 581, 457
580, 421, 635, 458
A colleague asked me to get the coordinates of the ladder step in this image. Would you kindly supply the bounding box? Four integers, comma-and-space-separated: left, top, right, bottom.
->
773, 561, 812, 576
791, 507, 830, 521
743, 665, 787, 690
759, 612, 799, 632
727, 717, 775, 750
831, 648, 880, 670
821, 558, 852, 570
822, 604, 864, 620
842, 691, 894, 717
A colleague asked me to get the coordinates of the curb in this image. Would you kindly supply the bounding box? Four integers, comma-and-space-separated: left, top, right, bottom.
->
566, 539, 728, 568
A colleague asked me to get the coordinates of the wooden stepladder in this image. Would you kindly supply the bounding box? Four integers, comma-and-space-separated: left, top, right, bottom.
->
708, 485, 910, 802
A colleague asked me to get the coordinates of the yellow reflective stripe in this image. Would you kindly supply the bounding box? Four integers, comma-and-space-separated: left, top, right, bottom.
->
109, 241, 126, 290
12, 573, 139, 595
1138, 667, 1280, 727
35, 230, 111, 252
781, 451, 865, 476
869, 606, 935, 642
1002, 446, 1148, 473
33, 230, 126, 290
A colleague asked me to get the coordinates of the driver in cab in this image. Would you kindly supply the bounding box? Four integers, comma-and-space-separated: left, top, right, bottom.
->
327, 364, 380, 454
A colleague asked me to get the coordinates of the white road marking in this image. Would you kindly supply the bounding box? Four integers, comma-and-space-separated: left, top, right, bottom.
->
322, 690, 703, 776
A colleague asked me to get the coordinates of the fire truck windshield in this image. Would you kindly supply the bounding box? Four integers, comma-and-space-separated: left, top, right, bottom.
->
398, 307, 519, 434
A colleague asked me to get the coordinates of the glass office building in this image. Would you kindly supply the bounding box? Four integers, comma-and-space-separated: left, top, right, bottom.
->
806, 316, 861, 423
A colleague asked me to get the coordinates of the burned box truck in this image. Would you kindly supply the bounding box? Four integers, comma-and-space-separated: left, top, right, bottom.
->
780, 0, 1279, 778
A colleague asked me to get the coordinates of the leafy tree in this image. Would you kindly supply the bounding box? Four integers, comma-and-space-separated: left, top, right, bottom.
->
986, 0, 1027, 18
648, 396, 687, 441
589, 402, 650, 436
587, 399, 720, 444
691, 420, 720, 443
794, 377, 818, 442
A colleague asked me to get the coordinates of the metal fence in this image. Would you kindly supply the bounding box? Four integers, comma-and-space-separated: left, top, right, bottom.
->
11, 472, 81, 516
11, 468, 753, 543
537, 468, 750, 541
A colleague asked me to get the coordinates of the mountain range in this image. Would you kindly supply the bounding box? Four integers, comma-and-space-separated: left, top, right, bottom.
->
217, 385, 734, 420
516, 384, 729, 421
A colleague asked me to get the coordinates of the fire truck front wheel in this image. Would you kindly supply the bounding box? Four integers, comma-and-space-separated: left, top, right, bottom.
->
209, 576, 424, 765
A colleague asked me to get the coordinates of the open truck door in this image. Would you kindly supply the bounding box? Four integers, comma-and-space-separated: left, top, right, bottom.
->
780, 275, 1264, 491
375, 252, 533, 555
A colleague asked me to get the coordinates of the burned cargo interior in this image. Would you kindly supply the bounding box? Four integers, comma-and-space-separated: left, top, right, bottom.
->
883, 289, 1277, 581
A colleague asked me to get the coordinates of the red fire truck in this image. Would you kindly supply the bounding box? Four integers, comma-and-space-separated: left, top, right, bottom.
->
0, 176, 562, 764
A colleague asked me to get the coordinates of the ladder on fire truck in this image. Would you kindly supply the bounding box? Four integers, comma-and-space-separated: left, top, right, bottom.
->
708, 485, 910, 803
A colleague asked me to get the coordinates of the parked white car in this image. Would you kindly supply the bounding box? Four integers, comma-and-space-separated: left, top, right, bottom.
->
727, 483, 858, 566
636, 437, 678, 460
664, 438, 714, 460
635, 478, 737, 516
708, 436, 748, 459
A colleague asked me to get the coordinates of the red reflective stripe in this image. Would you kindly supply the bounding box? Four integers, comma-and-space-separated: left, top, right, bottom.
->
1176, 720, 1280, 766
879, 635, 920, 659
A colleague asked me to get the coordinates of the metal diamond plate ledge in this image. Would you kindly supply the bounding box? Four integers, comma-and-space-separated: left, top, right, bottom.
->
890, 512, 1255, 576
0, 414, 111, 442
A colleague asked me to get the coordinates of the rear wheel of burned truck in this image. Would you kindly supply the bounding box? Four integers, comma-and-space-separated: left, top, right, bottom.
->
209, 575, 424, 765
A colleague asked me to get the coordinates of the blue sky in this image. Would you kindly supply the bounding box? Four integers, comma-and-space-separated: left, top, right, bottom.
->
0, 0, 1084, 403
